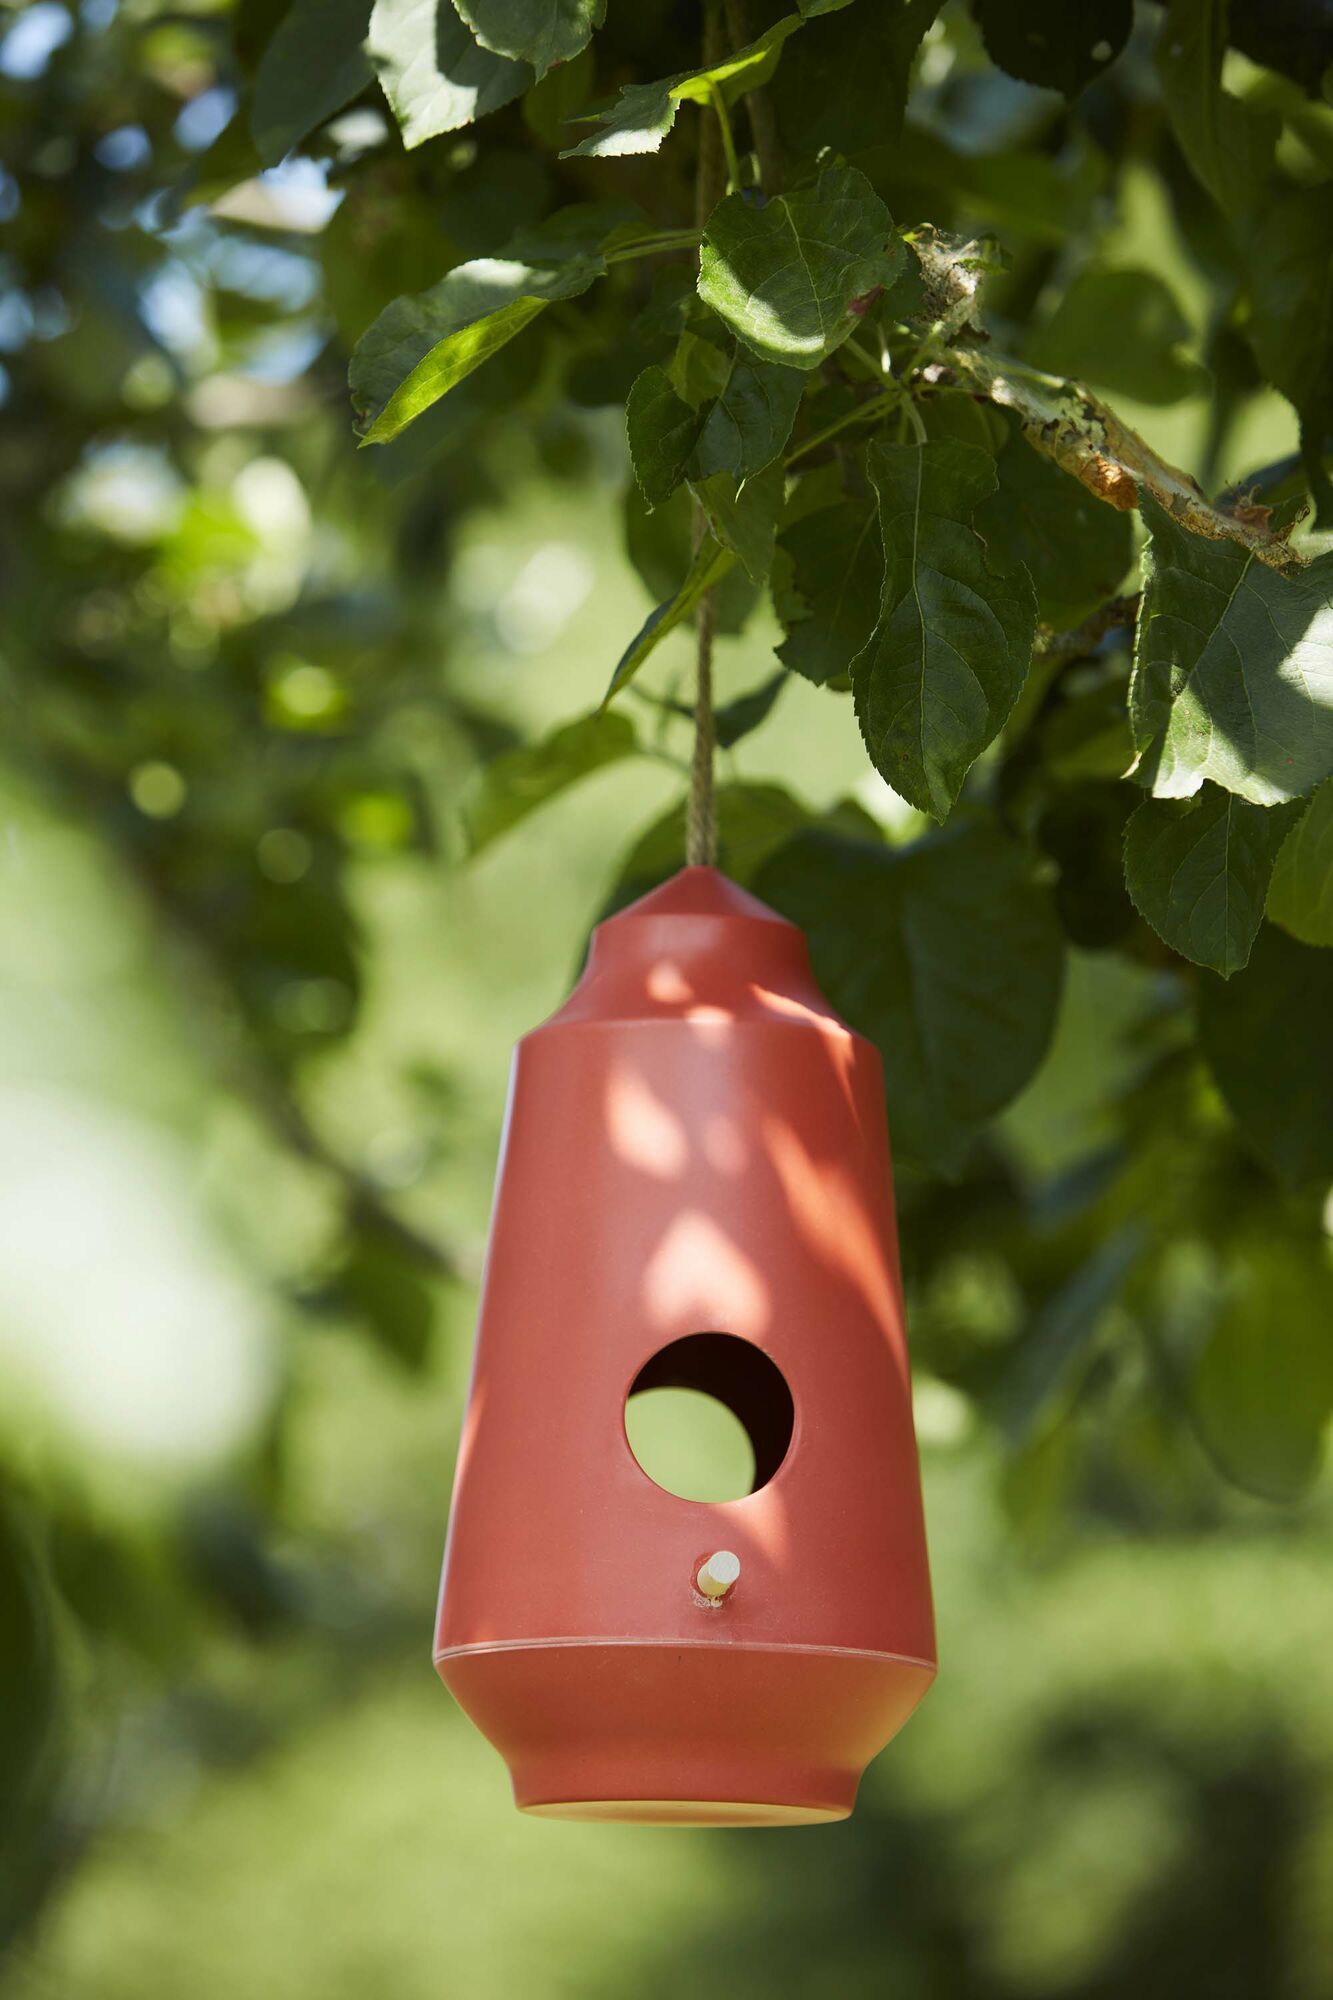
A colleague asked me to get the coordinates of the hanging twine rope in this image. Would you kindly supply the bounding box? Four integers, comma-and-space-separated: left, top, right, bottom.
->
686, 2, 727, 871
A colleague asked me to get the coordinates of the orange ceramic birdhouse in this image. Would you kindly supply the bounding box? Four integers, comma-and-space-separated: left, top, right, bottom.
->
433, 867, 935, 1825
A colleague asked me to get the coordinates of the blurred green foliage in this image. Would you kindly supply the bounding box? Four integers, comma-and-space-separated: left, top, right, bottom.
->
0, 1, 1331, 1995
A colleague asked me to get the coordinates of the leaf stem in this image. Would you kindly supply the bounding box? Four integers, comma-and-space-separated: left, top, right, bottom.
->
709, 82, 743, 194
786, 388, 899, 464
605, 228, 702, 265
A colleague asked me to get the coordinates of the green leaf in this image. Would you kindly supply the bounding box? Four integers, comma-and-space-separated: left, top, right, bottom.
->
1199, 924, 1333, 1183
1000, 1227, 1145, 1444
714, 671, 787, 749
1267, 779, 1333, 945
560, 12, 804, 159
1025, 267, 1205, 407
691, 461, 785, 584
337, 1232, 437, 1371
754, 818, 1065, 1175
697, 165, 901, 371
603, 534, 735, 705
1130, 496, 1333, 805
602, 783, 812, 916
853, 440, 1037, 820
368, 0, 530, 146
350, 203, 630, 443
251, 0, 373, 167
690, 358, 805, 482
1192, 1240, 1333, 1500
667, 328, 732, 408
454, 0, 603, 80
623, 483, 757, 635
1246, 189, 1333, 527
972, 0, 1131, 96
776, 497, 883, 687
772, 0, 941, 157
1155, 0, 1278, 217
462, 712, 639, 853
1123, 785, 1301, 975
625, 366, 703, 506
975, 419, 1133, 630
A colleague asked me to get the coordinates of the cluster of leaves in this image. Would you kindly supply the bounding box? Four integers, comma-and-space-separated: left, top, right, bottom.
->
320, 0, 1333, 1498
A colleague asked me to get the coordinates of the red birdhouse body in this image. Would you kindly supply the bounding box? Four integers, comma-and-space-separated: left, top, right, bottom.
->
435, 867, 935, 1825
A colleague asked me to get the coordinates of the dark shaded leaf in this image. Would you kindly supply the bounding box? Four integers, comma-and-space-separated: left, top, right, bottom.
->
251, 0, 373, 166
1199, 924, 1333, 1182
691, 460, 785, 584
714, 671, 787, 749
625, 366, 703, 506
603, 534, 735, 704
972, 0, 1131, 97
1247, 189, 1333, 526
462, 712, 639, 852
623, 483, 757, 634
603, 783, 812, 915
691, 358, 805, 482
1266, 778, 1333, 945
854, 440, 1037, 819
1026, 267, 1206, 407
772, 0, 942, 157
755, 818, 1065, 1174
776, 497, 883, 687
1156, 0, 1278, 218
976, 418, 1134, 630
1193, 1240, 1333, 1499
1124, 785, 1301, 975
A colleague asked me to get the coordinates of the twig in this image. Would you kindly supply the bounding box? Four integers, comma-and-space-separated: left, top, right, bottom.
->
722, 0, 783, 191
1034, 594, 1141, 669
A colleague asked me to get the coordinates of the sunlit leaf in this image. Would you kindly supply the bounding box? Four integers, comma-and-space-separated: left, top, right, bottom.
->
350, 203, 633, 442
369, 0, 530, 146
1130, 497, 1333, 805
455, 0, 604, 80
561, 12, 804, 159
698, 165, 901, 370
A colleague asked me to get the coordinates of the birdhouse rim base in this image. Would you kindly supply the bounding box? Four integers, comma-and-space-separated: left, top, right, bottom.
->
520, 1798, 849, 1828
434, 1637, 937, 1672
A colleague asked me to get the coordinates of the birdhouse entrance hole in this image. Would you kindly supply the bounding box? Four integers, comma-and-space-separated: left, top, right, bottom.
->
623, 1333, 794, 1503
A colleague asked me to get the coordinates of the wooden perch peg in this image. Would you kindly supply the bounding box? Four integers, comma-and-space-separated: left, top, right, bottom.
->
697, 1551, 741, 1599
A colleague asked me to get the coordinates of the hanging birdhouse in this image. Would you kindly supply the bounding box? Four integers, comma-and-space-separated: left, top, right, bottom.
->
434, 867, 935, 1825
